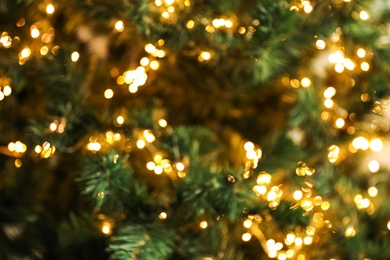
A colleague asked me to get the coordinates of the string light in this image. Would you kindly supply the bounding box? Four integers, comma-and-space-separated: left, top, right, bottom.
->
242, 232, 252, 242
114, 20, 124, 32
46, 4, 55, 14
199, 221, 208, 229
71, 51, 80, 62
368, 160, 380, 173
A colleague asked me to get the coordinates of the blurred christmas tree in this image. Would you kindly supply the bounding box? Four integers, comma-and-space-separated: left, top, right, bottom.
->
1, 0, 390, 259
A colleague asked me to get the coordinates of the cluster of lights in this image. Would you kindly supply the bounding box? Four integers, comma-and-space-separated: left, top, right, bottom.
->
146, 154, 187, 177
295, 161, 315, 177
8, 141, 27, 156
203, 17, 235, 33
280, 74, 312, 89
86, 131, 123, 152
242, 141, 262, 179
98, 214, 114, 235
154, 0, 191, 23
0, 79, 12, 101
145, 42, 166, 58
49, 119, 66, 133
136, 129, 156, 149
253, 172, 283, 209
34, 141, 56, 158
0, 31, 13, 48
354, 194, 375, 215
327, 145, 341, 163
290, 1, 313, 14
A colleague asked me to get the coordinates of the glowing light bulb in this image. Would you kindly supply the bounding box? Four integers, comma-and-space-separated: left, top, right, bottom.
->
3, 86, 11, 96
199, 221, 208, 229
368, 160, 380, 173
359, 11, 369, 20
370, 138, 383, 151
293, 190, 303, 200
46, 4, 55, 14
301, 77, 311, 88
136, 139, 146, 149
159, 212, 167, 219
242, 232, 252, 241
324, 87, 336, 98
71, 51, 79, 62
357, 48, 366, 58
115, 20, 124, 32
158, 119, 167, 127
104, 89, 114, 99
31, 28, 40, 38
316, 39, 326, 50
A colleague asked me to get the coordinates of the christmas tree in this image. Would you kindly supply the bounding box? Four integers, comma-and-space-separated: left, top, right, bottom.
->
1, 0, 390, 259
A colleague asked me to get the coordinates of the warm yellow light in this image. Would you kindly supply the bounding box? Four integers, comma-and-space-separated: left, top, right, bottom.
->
323, 87, 336, 98
31, 28, 40, 38
303, 236, 313, 245
243, 219, 253, 228
71, 51, 79, 62
321, 201, 330, 210
40, 46, 49, 55
267, 191, 277, 201
200, 51, 211, 60
285, 233, 295, 245
334, 118, 345, 129
116, 115, 124, 125
20, 47, 31, 58
357, 48, 366, 58
104, 89, 114, 99
150, 60, 160, 70
15, 159, 22, 168
49, 122, 57, 132
359, 11, 369, 20
154, 165, 163, 175
225, 19, 233, 28
301, 77, 311, 88
316, 39, 326, 50
324, 99, 334, 108
368, 160, 380, 173
295, 237, 303, 246
3, 86, 11, 96
286, 249, 294, 259
345, 227, 356, 237
34, 145, 42, 153
241, 232, 252, 242
387, 220, 390, 230
114, 20, 124, 32
335, 63, 344, 73
199, 221, 208, 229
164, 0, 174, 5
293, 190, 303, 200
136, 139, 146, 149
368, 187, 378, 197
145, 43, 156, 54
186, 20, 195, 29
158, 119, 167, 128
352, 136, 369, 150
140, 57, 150, 66
370, 138, 383, 151
46, 4, 55, 14
343, 58, 355, 70
14, 141, 27, 153
244, 141, 254, 151
101, 222, 112, 235
328, 144, 340, 163
361, 62, 370, 71
329, 50, 344, 63
155, 0, 162, 6
146, 161, 156, 170
175, 162, 185, 171
303, 4, 313, 13
159, 212, 167, 219
256, 172, 271, 185
143, 130, 155, 143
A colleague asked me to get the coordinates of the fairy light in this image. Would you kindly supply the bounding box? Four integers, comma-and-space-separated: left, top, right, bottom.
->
140, 57, 150, 66
295, 237, 303, 246
324, 99, 334, 108
303, 4, 313, 13
71, 51, 80, 62
104, 89, 114, 99
136, 139, 146, 149
159, 212, 167, 219
334, 118, 345, 129
114, 20, 124, 32
199, 221, 208, 229
301, 77, 311, 88
359, 11, 369, 20
324, 87, 336, 98
361, 62, 370, 71
15, 159, 22, 168
352, 136, 369, 150
101, 221, 112, 235
146, 161, 156, 170
200, 51, 211, 61
186, 20, 195, 29
158, 119, 167, 127
243, 219, 252, 228
321, 201, 330, 210
370, 138, 383, 151
285, 233, 295, 245
46, 4, 55, 14
335, 63, 344, 73
154, 165, 163, 174
31, 28, 40, 38
328, 144, 340, 163
49, 121, 58, 132
368, 160, 380, 173
345, 227, 356, 237
357, 48, 366, 58
387, 221, 390, 230
343, 58, 355, 70
116, 115, 124, 125
3, 86, 11, 96
242, 232, 252, 242
293, 190, 303, 200
40, 46, 49, 55
316, 39, 326, 50
368, 187, 378, 197
20, 47, 31, 58
150, 60, 160, 70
